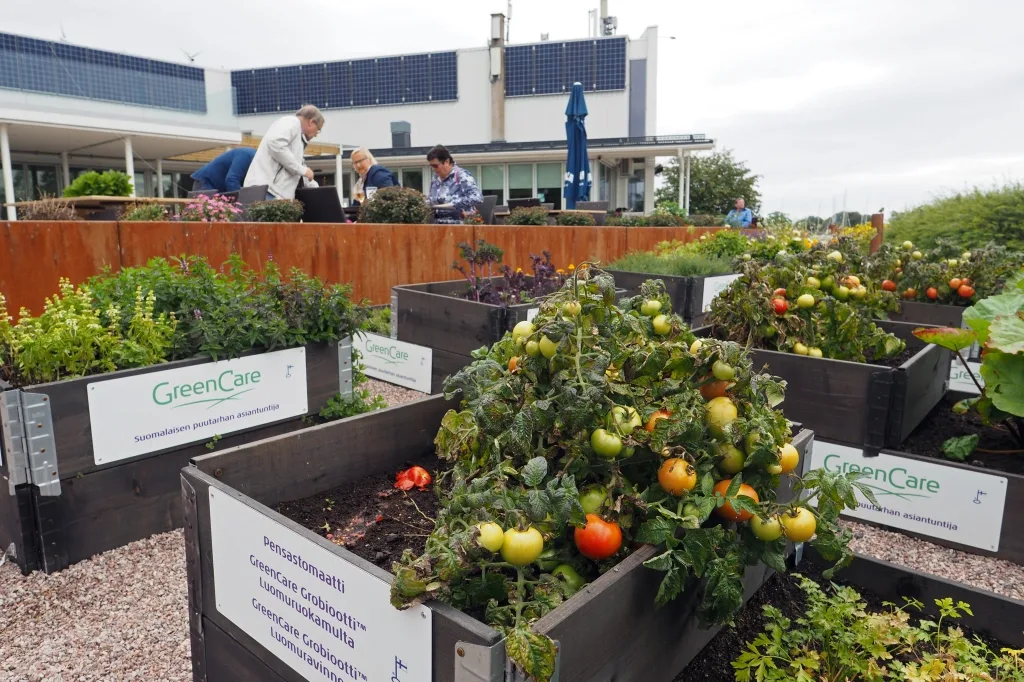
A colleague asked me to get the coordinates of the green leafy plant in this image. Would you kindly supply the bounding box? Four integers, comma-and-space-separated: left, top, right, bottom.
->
63, 170, 133, 197
886, 182, 1024, 252
913, 274, 1024, 459
555, 211, 596, 226
318, 349, 388, 421
685, 214, 726, 227
246, 199, 305, 223
507, 206, 550, 226
19, 195, 82, 221
608, 251, 732, 277
388, 272, 868, 680
616, 215, 648, 227
121, 203, 168, 221
645, 211, 683, 227
361, 306, 391, 336
732, 575, 1024, 681
357, 186, 432, 224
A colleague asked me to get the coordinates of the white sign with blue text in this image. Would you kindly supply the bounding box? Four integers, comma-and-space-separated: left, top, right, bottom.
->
701, 274, 742, 312
87, 347, 308, 465
359, 333, 432, 393
809, 440, 1007, 551
210, 488, 432, 682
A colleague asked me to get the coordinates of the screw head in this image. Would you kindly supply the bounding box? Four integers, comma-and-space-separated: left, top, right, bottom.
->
457, 647, 465, 657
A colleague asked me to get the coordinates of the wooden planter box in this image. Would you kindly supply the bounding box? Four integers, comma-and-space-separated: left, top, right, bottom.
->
886, 301, 966, 328
0, 341, 350, 574
181, 394, 813, 682
605, 271, 739, 327
695, 321, 949, 452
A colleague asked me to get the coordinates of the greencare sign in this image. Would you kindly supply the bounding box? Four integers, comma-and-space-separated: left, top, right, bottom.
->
87, 347, 309, 465
701, 274, 742, 312
809, 440, 1007, 552
359, 333, 431, 393
949, 359, 983, 394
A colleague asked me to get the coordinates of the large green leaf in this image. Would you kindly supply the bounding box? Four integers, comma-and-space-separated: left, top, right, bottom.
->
505, 625, 557, 682
911, 326, 977, 353
988, 312, 1024, 355
941, 434, 979, 462
980, 351, 1024, 417
962, 293, 1024, 345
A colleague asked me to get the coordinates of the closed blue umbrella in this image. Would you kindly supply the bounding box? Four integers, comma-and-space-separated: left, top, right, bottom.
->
563, 82, 591, 210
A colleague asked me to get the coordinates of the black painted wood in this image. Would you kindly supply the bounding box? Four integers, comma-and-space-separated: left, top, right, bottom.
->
204, 618, 292, 682
886, 301, 966, 328
430, 347, 473, 395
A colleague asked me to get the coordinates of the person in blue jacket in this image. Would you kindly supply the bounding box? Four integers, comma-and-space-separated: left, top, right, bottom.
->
191, 147, 257, 193
351, 147, 397, 204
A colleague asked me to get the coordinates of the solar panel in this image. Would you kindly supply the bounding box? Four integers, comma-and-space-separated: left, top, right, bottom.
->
504, 37, 626, 97
325, 61, 351, 108
377, 56, 403, 105
300, 63, 327, 108
403, 53, 430, 103
565, 40, 595, 91
232, 71, 254, 114
277, 65, 302, 111
431, 52, 458, 101
595, 38, 627, 91
251, 68, 278, 114
504, 45, 532, 97
534, 42, 563, 95
351, 59, 376, 107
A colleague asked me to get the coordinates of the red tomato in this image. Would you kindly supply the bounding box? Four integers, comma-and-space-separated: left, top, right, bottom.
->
772, 298, 788, 315
645, 409, 672, 432
949, 278, 962, 290
712, 479, 760, 522
395, 466, 432, 490
902, 288, 917, 299
700, 380, 731, 400
881, 280, 897, 292
773, 288, 787, 298
574, 514, 623, 560
926, 287, 938, 300
958, 284, 975, 298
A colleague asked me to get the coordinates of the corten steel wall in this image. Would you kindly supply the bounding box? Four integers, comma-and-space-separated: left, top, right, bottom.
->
0, 221, 724, 311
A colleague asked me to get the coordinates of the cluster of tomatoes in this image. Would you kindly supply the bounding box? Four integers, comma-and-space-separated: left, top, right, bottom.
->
880, 241, 976, 301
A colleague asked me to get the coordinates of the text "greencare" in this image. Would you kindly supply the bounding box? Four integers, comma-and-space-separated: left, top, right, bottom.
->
153, 370, 262, 408
822, 454, 939, 495
364, 338, 409, 364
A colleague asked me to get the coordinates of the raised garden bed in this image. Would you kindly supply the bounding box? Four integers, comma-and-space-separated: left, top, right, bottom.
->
605, 271, 740, 327
695, 320, 950, 452
0, 341, 349, 574
181, 396, 816, 682
886, 300, 966, 328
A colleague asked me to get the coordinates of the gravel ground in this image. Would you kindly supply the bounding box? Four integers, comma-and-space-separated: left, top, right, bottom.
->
842, 519, 1024, 601
364, 378, 429, 407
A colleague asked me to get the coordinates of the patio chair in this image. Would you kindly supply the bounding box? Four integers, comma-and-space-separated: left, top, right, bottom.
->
577, 200, 609, 225
479, 194, 498, 224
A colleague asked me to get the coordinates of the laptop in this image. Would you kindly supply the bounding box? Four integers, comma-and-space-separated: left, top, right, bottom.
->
508, 197, 541, 210
295, 186, 346, 223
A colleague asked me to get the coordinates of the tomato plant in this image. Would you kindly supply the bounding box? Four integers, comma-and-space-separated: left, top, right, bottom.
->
574, 514, 623, 560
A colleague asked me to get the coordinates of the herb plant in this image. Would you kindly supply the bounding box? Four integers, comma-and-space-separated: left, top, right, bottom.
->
361, 306, 392, 336
452, 240, 567, 306
246, 199, 304, 223
318, 350, 387, 422
733, 575, 1024, 681
555, 211, 596, 226
121, 203, 168, 221
608, 251, 733, 277
357, 186, 433, 224
389, 270, 870, 680
62, 170, 133, 197
507, 206, 550, 226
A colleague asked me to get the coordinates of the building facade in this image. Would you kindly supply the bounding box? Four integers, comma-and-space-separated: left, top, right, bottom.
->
0, 15, 711, 219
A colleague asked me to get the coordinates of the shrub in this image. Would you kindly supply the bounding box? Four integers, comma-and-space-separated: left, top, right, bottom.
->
555, 211, 596, 226
507, 206, 550, 226
886, 182, 1024, 251
121, 203, 168, 221
360, 306, 391, 336
617, 215, 648, 227
63, 170, 133, 197
646, 212, 682, 227
607, 251, 732, 277
358, 186, 432, 224
176, 194, 242, 222
605, 215, 623, 226
684, 214, 724, 227
19, 196, 81, 221
246, 199, 304, 223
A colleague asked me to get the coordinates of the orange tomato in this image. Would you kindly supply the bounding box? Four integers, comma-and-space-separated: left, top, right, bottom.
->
700, 380, 731, 400
713, 479, 759, 522
645, 409, 672, 432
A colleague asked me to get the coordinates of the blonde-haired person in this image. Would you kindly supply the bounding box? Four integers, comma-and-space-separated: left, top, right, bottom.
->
351, 147, 398, 204
244, 105, 324, 200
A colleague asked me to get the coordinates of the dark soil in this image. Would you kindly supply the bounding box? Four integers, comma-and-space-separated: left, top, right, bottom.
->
274, 460, 443, 570
867, 345, 917, 368
900, 394, 1024, 476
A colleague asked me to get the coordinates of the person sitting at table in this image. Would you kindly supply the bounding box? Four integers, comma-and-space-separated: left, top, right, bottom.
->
190, 147, 256, 193
427, 144, 482, 224
244, 104, 324, 200
724, 197, 753, 228
351, 148, 397, 205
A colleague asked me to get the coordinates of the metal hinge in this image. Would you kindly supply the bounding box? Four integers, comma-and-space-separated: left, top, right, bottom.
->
390, 292, 399, 340
1, 390, 61, 496
454, 639, 561, 682
337, 337, 354, 400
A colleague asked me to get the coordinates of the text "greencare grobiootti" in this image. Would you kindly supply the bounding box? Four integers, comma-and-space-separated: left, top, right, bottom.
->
152, 370, 262, 407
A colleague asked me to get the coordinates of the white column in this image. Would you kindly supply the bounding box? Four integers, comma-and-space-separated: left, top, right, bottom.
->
124, 137, 136, 197
61, 151, 70, 189
1, 124, 16, 221
335, 153, 344, 205
643, 157, 655, 214
677, 149, 684, 209
156, 159, 164, 198
684, 152, 692, 216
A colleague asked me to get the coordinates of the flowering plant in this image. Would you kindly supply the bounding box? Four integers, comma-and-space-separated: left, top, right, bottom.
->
175, 194, 243, 223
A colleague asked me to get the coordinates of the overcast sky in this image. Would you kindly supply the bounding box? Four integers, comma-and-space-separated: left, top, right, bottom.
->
6, 1, 1023, 218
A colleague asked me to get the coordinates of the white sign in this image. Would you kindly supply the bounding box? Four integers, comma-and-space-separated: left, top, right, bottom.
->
87, 348, 308, 465
701, 274, 742, 312
949, 359, 983, 394
210, 488, 431, 682
809, 440, 1007, 551
527, 308, 540, 322
359, 333, 432, 393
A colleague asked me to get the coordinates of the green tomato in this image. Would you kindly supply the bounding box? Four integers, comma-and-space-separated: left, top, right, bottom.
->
652, 314, 672, 336
705, 396, 738, 440
762, 325, 777, 339
851, 285, 867, 300
743, 431, 763, 456
512, 321, 535, 343
682, 502, 702, 520
539, 335, 558, 359
947, 258, 958, 267
712, 360, 736, 381
579, 485, 609, 514
808, 347, 823, 358
690, 339, 703, 354
962, 252, 971, 260
902, 241, 914, 251
590, 429, 623, 459
717, 442, 745, 474
475, 522, 505, 552
621, 445, 635, 459
742, 253, 752, 261
611, 405, 642, 435
911, 250, 923, 260
551, 564, 586, 591
525, 340, 541, 357
640, 299, 662, 317
826, 250, 844, 263
750, 515, 784, 542
794, 342, 809, 356
562, 300, 582, 317
821, 275, 835, 290
836, 285, 850, 301
806, 276, 821, 289
501, 527, 544, 566
534, 548, 561, 572
797, 294, 815, 309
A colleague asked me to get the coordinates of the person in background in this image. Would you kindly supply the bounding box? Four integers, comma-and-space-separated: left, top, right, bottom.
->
725, 197, 753, 228
190, 147, 256, 193
244, 104, 324, 200
351, 148, 397, 205
426, 144, 482, 224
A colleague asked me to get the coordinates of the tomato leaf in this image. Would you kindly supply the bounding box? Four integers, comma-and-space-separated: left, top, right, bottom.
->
504, 625, 557, 682
642, 550, 675, 572
635, 517, 676, 545
962, 293, 1024, 345
730, 494, 761, 518
760, 540, 787, 574
699, 558, 744, 626
979, 350, 1024, 417
725, 474, 743, 499
941, 435, 979, 462
988, 312, 1024, 355
680, 528, 723, 577
654, 566, 687, 608
521, 456, 548, 488
911, 326, 977, 353
700, 472, 715, 497
525, 489, 548, 523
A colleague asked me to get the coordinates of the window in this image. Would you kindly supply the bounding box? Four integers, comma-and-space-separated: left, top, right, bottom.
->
481, 165, 504, 205
627, 172, 645, 213
401, 168, 424, 192
508, 164, 533, 201
133, 172, 147, 197
31, 166, 59, 199
536, 163, 562, 210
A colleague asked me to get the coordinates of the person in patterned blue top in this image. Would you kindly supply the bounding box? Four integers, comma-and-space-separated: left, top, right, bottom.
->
427, 145, 483, 224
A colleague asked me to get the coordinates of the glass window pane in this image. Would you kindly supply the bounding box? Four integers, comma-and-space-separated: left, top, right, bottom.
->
402, 168, 423, 192
537, 162, 561, 188
32, 166, 59, 199
508, 164, 532, 190
161, 174, 174, 198
481, 165, 504, 190
13, 168, 30, 202
134, 172, 147, 196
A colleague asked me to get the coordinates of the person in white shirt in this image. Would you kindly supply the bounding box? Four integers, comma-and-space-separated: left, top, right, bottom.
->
244, 105, 324, 200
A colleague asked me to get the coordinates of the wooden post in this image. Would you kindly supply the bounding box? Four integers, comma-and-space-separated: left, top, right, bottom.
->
870, 212, 884, 253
